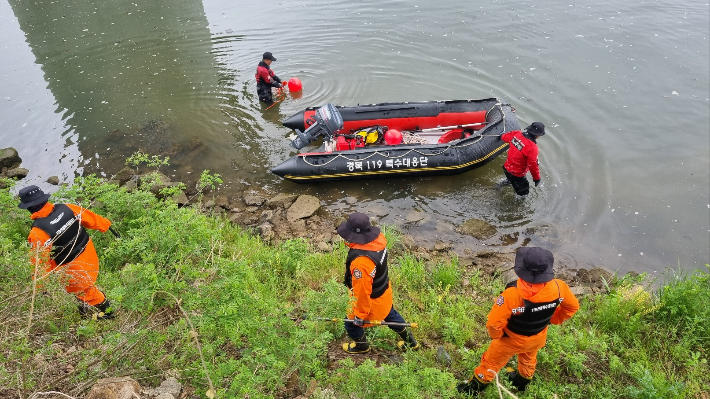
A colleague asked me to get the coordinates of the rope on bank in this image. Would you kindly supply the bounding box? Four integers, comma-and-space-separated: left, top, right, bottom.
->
488, 369, 520, 399
26, 246, 42, 333
486, 370, 560, 399
29, 392, 76, 399
152, 290, 216, 398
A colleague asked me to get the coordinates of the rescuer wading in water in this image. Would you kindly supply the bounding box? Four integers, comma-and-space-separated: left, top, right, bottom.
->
255, 51, 286, 103
498, 122, 546, 196
457, 247, 580, 394
18, 185, 119, 320
337, 212, 419, 354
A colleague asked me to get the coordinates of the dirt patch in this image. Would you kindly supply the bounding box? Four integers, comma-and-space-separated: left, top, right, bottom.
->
147, 306, 183, 330
325, 340, 402, 371
571, 267, 615, 289
219, 338, 247, 361
468, 251, 515, 274
0, 388, 20, 399
455, 218, 498, 240
276, 369, 302, 399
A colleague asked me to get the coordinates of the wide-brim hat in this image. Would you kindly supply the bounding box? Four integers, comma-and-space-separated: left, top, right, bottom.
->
337, 212, 381, 244
17, 185, 51, 209
263, 52, 277, 61
525, 122, 545, 136
514, 247, 555, 284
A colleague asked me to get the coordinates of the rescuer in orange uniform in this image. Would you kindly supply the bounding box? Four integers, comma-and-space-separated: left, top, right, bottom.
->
18, 185, 118, 319
337, 212, 419, 354
458, 247, 579, 394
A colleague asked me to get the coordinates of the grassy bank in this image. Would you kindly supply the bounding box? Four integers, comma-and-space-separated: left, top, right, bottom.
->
1, 176, 708, 398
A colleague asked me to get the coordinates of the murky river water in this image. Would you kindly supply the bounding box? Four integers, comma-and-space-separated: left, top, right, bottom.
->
1, 0, 708, 275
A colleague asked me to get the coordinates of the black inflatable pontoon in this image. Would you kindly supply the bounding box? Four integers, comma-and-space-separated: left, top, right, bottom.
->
272, 98, 520, 183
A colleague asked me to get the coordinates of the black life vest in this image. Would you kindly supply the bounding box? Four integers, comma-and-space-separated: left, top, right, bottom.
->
32, 203, 89, 266
505, 280, 561, 336
343, 248, 389, 299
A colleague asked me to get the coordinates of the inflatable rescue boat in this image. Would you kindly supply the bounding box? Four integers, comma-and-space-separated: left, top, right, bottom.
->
271, 98, 521, 182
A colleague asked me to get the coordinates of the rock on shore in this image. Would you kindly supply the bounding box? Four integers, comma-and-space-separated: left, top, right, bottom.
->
455, 218, 497, 240
0, 147, 29, 187
85, 376, 183, 399
85, 377, 142, 399
0, 147, 22, 169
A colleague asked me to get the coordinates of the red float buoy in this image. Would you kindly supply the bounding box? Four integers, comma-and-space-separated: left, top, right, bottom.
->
288, 77, 302, 92
384, 129, 403, 145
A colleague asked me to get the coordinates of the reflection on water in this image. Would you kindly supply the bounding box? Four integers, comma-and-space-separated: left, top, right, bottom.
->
2, 0, 708, 273
7, 0, 257, 186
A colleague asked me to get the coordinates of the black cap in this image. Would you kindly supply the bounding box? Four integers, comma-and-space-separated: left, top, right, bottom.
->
525, 122, 545, 136
262, 52, 277, 61
514, 247, 555, 284
337, 212, 381, 245
17, 185, 51, 209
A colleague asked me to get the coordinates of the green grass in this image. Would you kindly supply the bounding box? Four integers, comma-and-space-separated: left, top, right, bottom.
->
0, 176, 708, 398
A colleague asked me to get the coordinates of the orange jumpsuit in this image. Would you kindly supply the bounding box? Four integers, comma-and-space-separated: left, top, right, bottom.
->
28, 202, 112, 306
473, 278, 579, 382
346, 233, 393, 326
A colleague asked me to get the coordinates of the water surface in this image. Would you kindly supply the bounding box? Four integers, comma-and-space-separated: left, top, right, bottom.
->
1, 0, 708, 274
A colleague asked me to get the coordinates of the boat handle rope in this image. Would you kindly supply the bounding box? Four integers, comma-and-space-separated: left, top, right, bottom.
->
300, 131, 490, 167
264, 87, 287, 110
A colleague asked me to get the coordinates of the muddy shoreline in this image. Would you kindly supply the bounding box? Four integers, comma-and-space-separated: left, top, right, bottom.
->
102, 164, 623, 297
2, 145, 626, 295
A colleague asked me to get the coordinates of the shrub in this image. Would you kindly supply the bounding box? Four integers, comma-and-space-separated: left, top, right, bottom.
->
1, 177, 709, 398
591, 278, 652, 339
626, 367, 684, 399
392, 253, 427, 292
430, 257, 461, 288
329, 358, 457, 399
653, 266, 710, 349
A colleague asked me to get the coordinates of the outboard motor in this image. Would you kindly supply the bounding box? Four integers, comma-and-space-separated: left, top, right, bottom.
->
290, 103, 344, 150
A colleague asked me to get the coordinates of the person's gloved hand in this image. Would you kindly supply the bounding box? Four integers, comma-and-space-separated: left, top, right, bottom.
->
352, 316, 364, 327
534, 179, 541, 187
282, 81, 288, 87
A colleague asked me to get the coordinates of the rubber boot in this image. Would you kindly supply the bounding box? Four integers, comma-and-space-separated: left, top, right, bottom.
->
495, 177, 511, 190
94, 299, 115, 320
456, 375, 489, 394
507, 369, 533, 392
342, 335, 370, 354
395, 328, 420, 351
77, 299, 92, 316
76, 298, 114, 320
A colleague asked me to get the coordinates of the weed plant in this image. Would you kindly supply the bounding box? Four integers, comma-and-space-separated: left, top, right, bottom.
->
0, 176, 708, 398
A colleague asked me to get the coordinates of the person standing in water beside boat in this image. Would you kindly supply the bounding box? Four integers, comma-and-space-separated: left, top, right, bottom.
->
498, 122, 546, 196
255, 51, 286, 103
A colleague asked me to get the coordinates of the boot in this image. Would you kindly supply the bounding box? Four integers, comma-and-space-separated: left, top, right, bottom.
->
77, 300, 92, 316
395, 328, 420, 351
456, 375, 489, 394
342, 335, 370, 354
93, 299, 115, 320
507, 369, 532, 392
495, 178, 511, 190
